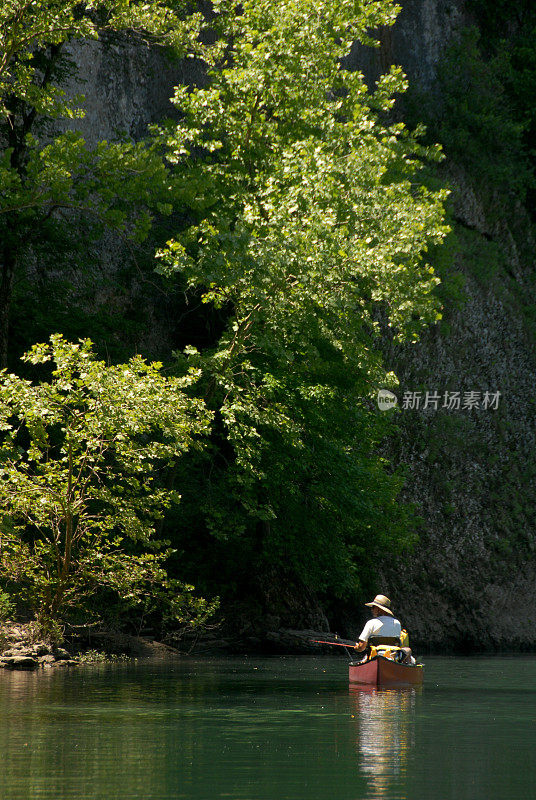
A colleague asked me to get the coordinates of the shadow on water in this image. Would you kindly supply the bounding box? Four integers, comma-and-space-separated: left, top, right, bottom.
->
0, 657, 420, 800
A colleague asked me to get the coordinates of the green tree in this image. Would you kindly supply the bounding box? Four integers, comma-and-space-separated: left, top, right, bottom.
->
464, 3, 536, 214
156, 0, 450, 613
419, 27, 533, 201
0, 0, 205, 367
0, 334, 214, 630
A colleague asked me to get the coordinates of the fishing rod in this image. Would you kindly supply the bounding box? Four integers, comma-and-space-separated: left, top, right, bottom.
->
311, 638, 360, 661
310, 640, 358, 649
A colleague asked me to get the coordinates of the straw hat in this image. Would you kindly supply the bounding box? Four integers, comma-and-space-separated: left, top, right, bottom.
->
365, 594, 394, 616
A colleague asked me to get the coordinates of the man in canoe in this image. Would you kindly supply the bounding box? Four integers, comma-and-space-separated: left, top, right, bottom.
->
354, 594, 414, 663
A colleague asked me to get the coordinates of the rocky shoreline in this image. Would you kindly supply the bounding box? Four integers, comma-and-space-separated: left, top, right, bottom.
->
0, 621, 183, 671
0, 621, 353, 671
5, 621, 507, 667
0, 623, 79, 670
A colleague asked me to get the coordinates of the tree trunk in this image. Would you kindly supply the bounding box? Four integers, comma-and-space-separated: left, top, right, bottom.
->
0, 243, 17, 368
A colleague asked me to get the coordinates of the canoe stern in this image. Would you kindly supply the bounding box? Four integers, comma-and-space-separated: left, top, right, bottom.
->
349, 656, 423, 687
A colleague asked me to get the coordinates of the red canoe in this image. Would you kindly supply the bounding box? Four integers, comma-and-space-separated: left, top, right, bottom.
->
349, 655, 424, 687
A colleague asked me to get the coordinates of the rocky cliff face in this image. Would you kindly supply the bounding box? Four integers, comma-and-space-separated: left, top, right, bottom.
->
61, 34, 202, 145
380, 174, 536, 650
362, 0, 536, 651
66, 1, 536, 650
347, 0, 465, 89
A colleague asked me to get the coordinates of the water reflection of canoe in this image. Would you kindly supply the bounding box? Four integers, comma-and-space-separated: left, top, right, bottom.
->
349, 656, 424, 687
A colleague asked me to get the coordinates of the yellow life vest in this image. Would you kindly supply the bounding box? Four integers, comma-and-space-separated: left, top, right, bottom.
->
368, 630, 410, 661
375, 644, 404, 660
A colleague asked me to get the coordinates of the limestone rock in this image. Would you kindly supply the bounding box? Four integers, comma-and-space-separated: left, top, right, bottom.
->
3, 656, 39, 670
53, 648, 71, 660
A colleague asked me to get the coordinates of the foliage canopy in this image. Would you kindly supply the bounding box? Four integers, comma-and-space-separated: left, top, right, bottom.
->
156, 0, 450, 609
0, 335, 214, 629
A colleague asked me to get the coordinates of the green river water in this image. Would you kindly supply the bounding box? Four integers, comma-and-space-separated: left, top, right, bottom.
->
0, 655, 534, 800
